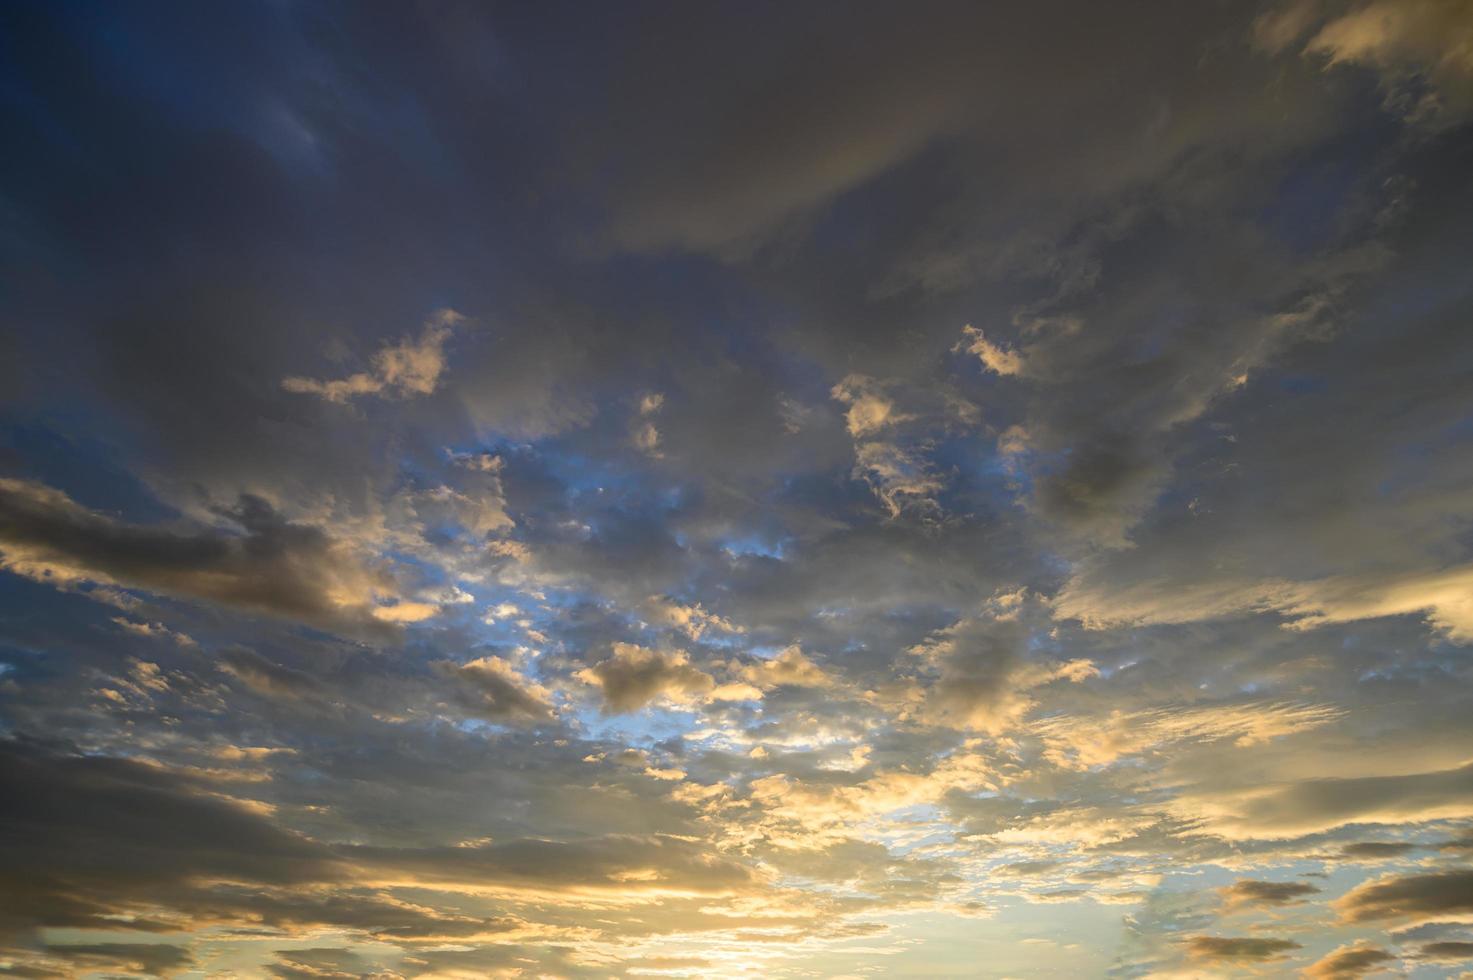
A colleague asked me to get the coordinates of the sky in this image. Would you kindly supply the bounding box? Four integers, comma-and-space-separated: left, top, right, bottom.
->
2, 1, 1473, 977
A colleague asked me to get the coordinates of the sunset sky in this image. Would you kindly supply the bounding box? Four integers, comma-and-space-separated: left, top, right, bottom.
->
3, 1, 1473, 977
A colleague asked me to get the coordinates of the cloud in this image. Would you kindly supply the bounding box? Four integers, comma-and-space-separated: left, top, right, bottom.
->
369, 600, 439, 623
643, 596, 743, 641
1184, 935, 1302, 961
1274, 565, 1473, 641
436, 655, 554, 724
740, 645, 834, 690
827, 376, 948, 518
6, 0, 1473, 973
0, 737, 768, 954
992, 859, 1059, 878
1036, 701, 1342, 770
0, 751, 773, 978
1057, 563, 1473, 641
112, 616, 197, 647
631, 390, 665, 456
1029, 433, 1168, 548
0, 479, 408, 635
1338, 841, 1421, 860
1174, 762, 1473, 839
575, 643, 715, 713
850, 441, 946, 520
1414, 941, 1473, 962
955, 325, 1025, 376
44, 943, 194, 977
1303, 942, 1397, 979
910, 617, 1095, 734
282, 309, 461, 402
831, 375, 911, 438
346, 833, 756, 896
590, 6, 981, 253
1221, 879, 1321, 910
1305, 0, 1473, 119
219, 647, 329, 702
269, 947, 379, 980
0, 738, 345, 940
1336, 869, 1473, 923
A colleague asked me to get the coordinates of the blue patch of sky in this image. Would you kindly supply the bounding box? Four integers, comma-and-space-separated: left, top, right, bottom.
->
718, 532, 789, 560
0, 419, 176, 522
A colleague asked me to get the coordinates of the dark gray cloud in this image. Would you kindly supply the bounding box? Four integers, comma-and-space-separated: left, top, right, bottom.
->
433, 655, 553, 724
0, 480, 404, 636
1184, 935, 1303, 961
1338, 869, 1473, 923
42, 944, 193, 978
1415, 941, 1473, 962
575, 643, 717, 713
1303, 942, 1398, 979
1221, 878, 1321, 908
0, 738, 342, 942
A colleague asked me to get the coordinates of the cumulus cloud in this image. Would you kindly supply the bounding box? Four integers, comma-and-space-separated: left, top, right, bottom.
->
955, 324, 1025, 376
740, 645, 834, 689
830, 374, 910, 437
1303, 941, 1398, 978
282, 309, 461, 402
436, 655, 554, 724
575, 643, 716, 713
642, 596, 743, 641
910, 617, 1095, 734
1336, 869, 1473, 923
